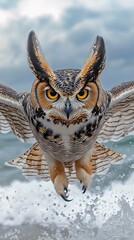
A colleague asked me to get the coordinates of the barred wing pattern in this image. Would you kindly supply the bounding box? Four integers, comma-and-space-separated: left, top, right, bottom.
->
91, 142, 124, 174
0, 84, 35, 143
97, 81, 134, 143
5, 142, 124, 182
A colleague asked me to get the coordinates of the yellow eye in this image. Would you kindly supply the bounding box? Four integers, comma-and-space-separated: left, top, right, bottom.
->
77, 89, 89, 100
46, 89, 59, 101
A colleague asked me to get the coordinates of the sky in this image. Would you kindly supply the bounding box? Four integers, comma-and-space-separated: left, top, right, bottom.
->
0, 0, 134, 92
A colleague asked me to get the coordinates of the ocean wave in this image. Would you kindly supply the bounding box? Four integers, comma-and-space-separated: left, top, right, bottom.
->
0, 174, 134, 239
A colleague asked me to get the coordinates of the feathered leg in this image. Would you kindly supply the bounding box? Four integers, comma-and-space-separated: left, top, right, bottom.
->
48, 160, 70, 201
75, 157, 93, 193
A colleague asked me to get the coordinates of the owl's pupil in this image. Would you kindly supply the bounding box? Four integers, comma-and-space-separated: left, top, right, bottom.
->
79, 90, 84, 96
50, 89, 56, 96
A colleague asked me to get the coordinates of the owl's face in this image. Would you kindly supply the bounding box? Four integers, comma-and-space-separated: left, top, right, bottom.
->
28, 31, 105, 124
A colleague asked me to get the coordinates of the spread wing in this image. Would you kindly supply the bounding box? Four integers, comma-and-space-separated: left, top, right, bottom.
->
0, 84, 35, 143
97, 81, 134, 143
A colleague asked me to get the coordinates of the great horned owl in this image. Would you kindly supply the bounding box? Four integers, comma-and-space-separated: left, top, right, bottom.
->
0, 31, 134, 201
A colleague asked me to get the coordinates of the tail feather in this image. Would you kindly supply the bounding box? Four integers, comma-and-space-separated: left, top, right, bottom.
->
5, 142, 125, 182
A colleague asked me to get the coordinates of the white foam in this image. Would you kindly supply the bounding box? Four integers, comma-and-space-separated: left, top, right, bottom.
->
0, 175, 134, 227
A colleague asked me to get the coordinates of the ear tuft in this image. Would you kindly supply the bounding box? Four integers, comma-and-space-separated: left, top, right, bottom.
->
78, 36, 106, 83
27, 31, 55, 82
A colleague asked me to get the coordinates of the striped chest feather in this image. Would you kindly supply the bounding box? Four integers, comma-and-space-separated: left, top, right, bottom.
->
26, 107, 105, 162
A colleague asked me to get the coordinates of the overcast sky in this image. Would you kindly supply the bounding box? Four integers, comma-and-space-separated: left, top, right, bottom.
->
0, 0, 134, 92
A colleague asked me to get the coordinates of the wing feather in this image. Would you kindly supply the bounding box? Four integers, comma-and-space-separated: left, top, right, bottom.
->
98, 81, 134, 142
0, 84, 35, 143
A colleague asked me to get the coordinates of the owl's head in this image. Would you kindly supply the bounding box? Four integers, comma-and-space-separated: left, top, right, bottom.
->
28, 31, 106, 123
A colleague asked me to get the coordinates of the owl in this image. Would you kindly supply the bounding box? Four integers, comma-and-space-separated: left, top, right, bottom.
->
0, 31, 134, 201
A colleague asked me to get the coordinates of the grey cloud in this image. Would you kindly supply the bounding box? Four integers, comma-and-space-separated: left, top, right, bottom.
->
103, 8, 134, 65
104, 8, 134, 32
60, 6, 102, 29
0, 65, 33, 92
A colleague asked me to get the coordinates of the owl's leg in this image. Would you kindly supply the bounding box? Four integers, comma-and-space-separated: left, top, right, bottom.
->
75, 158, 92, 193
48, 159, 71, 201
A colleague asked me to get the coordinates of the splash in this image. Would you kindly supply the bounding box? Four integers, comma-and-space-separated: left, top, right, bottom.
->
0, 174, 134, 228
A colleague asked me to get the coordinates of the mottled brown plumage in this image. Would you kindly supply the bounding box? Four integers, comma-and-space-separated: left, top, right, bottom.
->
0, 31, 134, 200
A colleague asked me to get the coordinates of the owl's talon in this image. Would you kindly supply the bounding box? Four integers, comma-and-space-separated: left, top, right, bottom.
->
60, 194, 73, 202
75, 159, 92, 194
60, 187, 72, 201
82, 185, 87, 194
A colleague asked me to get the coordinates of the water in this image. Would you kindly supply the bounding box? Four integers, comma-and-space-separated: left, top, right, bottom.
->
0, 131, 134, 239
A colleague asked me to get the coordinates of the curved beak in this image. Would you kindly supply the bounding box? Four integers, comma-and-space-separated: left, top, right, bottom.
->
64, 98, 72, 119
